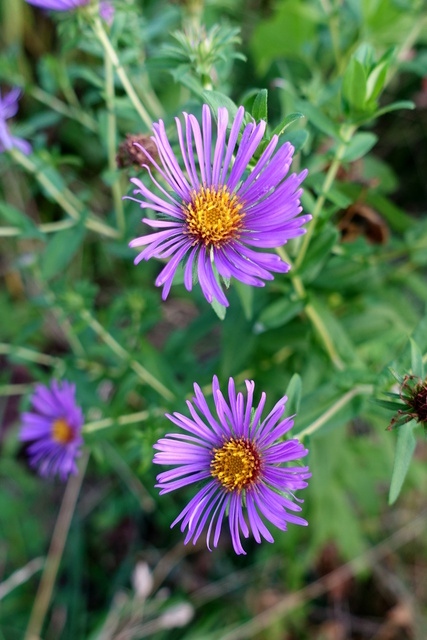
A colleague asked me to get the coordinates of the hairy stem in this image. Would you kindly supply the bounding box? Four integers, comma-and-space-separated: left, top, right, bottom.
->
10, 149, 119, 239
92, 17, 153, 129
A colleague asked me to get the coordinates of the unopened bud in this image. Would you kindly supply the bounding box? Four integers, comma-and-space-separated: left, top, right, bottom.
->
116, 134, 158, 169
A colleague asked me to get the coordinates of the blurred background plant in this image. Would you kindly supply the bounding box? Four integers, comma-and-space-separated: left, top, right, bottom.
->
1, 0, 427, 638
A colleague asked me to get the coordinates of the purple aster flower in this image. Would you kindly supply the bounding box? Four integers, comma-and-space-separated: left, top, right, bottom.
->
129, 105, 310, 306
25, 0, 90, 9
0, 88, 32, 155
153, 376, 311, 555
100, 1, 114, 24
20, 380, 84, 481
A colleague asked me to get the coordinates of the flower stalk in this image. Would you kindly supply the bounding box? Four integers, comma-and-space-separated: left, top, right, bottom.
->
24, 451, 89, 640
91, 16, 153, 129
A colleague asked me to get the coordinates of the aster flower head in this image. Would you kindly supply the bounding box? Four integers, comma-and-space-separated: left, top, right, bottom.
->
153, 376, 311, 555
129, 104, 310, 307
20, 380, 84, 481
25, 0, 90, 9
0, 88, 32, 155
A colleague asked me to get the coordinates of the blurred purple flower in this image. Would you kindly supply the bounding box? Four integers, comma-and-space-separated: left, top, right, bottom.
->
153, 376, 311, 555
25, 0, 114, 22
25, 0, 90, 9
0, 88, 32, 155
20, 380, 84, 481
129, 104, 310, 306
100, 1, 114, 24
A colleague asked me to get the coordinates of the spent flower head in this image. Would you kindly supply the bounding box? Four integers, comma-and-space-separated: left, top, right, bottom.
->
20, 380, 84, 481
129, 104, 310, 307
153, 376, 311, 555
0, 88, 32, 155
388, 374, 427, 431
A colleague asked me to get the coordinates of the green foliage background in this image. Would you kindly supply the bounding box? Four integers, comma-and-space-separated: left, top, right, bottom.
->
1, 0, 427, 638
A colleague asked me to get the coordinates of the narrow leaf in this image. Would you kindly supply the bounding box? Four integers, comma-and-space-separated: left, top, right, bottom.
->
252, 89, 268, 123
410, 338, 425, 379
388, 420, 417, 505
254, 298, 303, 334
342, 132, 378, 162
285, 373, 302, 418
271, 112, 305, 138
41, 220, 86, 280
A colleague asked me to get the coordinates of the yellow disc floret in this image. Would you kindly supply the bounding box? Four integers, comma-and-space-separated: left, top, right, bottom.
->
183, 185, 245, 247
52, 418, 74, 444
210, 437, 261, 492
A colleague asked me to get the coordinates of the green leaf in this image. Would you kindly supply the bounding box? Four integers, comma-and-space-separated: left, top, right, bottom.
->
41, 220, 86, 280
284, 129, 309, 154
341, 132, 378, 162
295, 100, 339, 139
388, 420, 417, 505
342, 57, 367, 112
254, 298, 303, 334
371, 100, 415, 119
298, 224, 339, 283
201, 90, 240, 123
250, 0, 319, 73
211, 298, 227, 320
372, 399, 405, 411
234, 280, 254, 321
0, 202, 45, 240
285, 373, 302, 418
271, 112, 305, 138
252, 89, 268, 123
366, 60, 389, 102
410, 338, 425, 379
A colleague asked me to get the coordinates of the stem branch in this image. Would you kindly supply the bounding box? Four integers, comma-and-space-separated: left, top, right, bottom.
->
80, 310, 174, 401
297, 385, 373, 440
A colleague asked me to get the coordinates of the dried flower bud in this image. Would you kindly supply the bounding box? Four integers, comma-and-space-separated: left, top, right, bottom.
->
132, 561, 153, 599
159, 603, 194, 629
116, 134, 158, 169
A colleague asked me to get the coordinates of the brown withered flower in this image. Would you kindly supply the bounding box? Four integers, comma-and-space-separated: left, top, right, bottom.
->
338, 203, 389, 245
116, 134, 158, 169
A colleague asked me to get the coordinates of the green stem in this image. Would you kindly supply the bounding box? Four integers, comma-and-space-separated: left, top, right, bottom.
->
0, 383, 34, 396
104, 49, 125, 235
25, 452, 89, 640
92, 17, 153, 129
0, 218, 77, 238
83, 409, 152, 433
80, 309, 175, 401
0, 343, 60, 367
30, 86, 98, 133
294, 124, 356, 271
297, 385, 373, 440
10, 149, 119, 239
276, 247, 345, 369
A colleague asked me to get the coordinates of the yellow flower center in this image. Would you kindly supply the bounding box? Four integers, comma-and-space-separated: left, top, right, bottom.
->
52, 418, 74, 444
183, 186, 245, 247
210, 437, 261, 492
